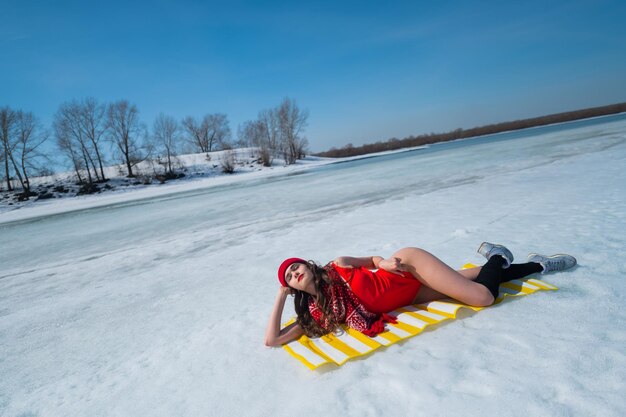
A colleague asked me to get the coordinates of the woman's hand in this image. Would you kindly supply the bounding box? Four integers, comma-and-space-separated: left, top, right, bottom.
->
378, 257, 407, 275
334, 256, 382, 270
279, 286, 293, 297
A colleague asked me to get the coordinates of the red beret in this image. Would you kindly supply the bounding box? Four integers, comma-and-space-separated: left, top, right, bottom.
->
277, 258, 307, 287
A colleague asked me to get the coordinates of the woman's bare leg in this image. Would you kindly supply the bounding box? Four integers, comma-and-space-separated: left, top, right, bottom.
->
458, 266, 481, 280
412, 285, 447, 304
392, 247, 494, 306
412, 266, 482, 303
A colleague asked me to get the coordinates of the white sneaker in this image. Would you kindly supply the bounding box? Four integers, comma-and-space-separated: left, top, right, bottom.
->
527, 253, 577, 274
477, 242, 514, 268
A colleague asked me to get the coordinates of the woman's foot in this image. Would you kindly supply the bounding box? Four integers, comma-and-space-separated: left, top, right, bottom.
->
527, 253, 577, 274
477, 242, 514, 268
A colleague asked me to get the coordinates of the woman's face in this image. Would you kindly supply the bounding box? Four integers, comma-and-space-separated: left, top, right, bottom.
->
284, 262, 313, 292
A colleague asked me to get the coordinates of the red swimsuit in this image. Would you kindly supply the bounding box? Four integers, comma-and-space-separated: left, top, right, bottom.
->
329, 262, 422, 314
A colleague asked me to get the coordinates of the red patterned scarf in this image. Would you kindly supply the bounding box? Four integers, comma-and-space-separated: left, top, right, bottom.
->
308, 265, 396, 336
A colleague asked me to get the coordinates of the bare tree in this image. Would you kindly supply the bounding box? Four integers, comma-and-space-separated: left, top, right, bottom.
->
152, 113, 179, 175
78, 97, 107, 181
182, 113, 231, 153
258, 108, 280, 158
54, 101, 99, 184
55, 122, 85, 184
237, 102, 305, 167
107, 100, 146, 177
277, 98, 308, 164
235, 121, 252, 149
0, 107, 17, 190
181, 116, 209, 153
5, 111, 49, 195
238, 119, 273, 166
205, 113, 231, 151
296, 136, 309, 160
0, 108, 49, 196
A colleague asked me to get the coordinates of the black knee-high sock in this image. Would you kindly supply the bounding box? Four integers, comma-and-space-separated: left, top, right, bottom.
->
500, 263, 543, 282
475, 255, 505, 299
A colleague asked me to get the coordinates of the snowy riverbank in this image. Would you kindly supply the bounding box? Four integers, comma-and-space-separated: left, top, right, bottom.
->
0, 146, 429, 225
0, 149, 329, 223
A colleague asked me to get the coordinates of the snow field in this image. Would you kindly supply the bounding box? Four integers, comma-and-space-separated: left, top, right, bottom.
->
1, 115, 626, 416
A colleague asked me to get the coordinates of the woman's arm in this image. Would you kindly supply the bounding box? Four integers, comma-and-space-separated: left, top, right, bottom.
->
333, 256, 384, 269
334, 256, 407, 275
264, 287, 304, 347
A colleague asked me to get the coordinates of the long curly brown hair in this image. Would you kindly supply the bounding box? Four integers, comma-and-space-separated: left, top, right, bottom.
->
293, 261, 340, 337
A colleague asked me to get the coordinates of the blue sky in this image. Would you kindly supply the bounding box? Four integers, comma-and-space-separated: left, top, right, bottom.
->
2, 0, 626, 152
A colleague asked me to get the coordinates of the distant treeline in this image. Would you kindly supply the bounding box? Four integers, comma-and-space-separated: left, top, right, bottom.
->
316, 102, 626, 158
1, 97, 308, 198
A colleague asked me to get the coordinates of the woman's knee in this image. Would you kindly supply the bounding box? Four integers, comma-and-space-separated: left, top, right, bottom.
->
392, 247, 429, 275
396, 247, 450, 275
393, 247, 428, 262
472, 287, 495, 307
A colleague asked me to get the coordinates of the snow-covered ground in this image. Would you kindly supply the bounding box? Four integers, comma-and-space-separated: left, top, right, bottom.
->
1, 114, 625, 417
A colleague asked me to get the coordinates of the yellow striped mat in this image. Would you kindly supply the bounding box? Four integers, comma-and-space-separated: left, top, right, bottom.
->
282, 264, 558, 370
